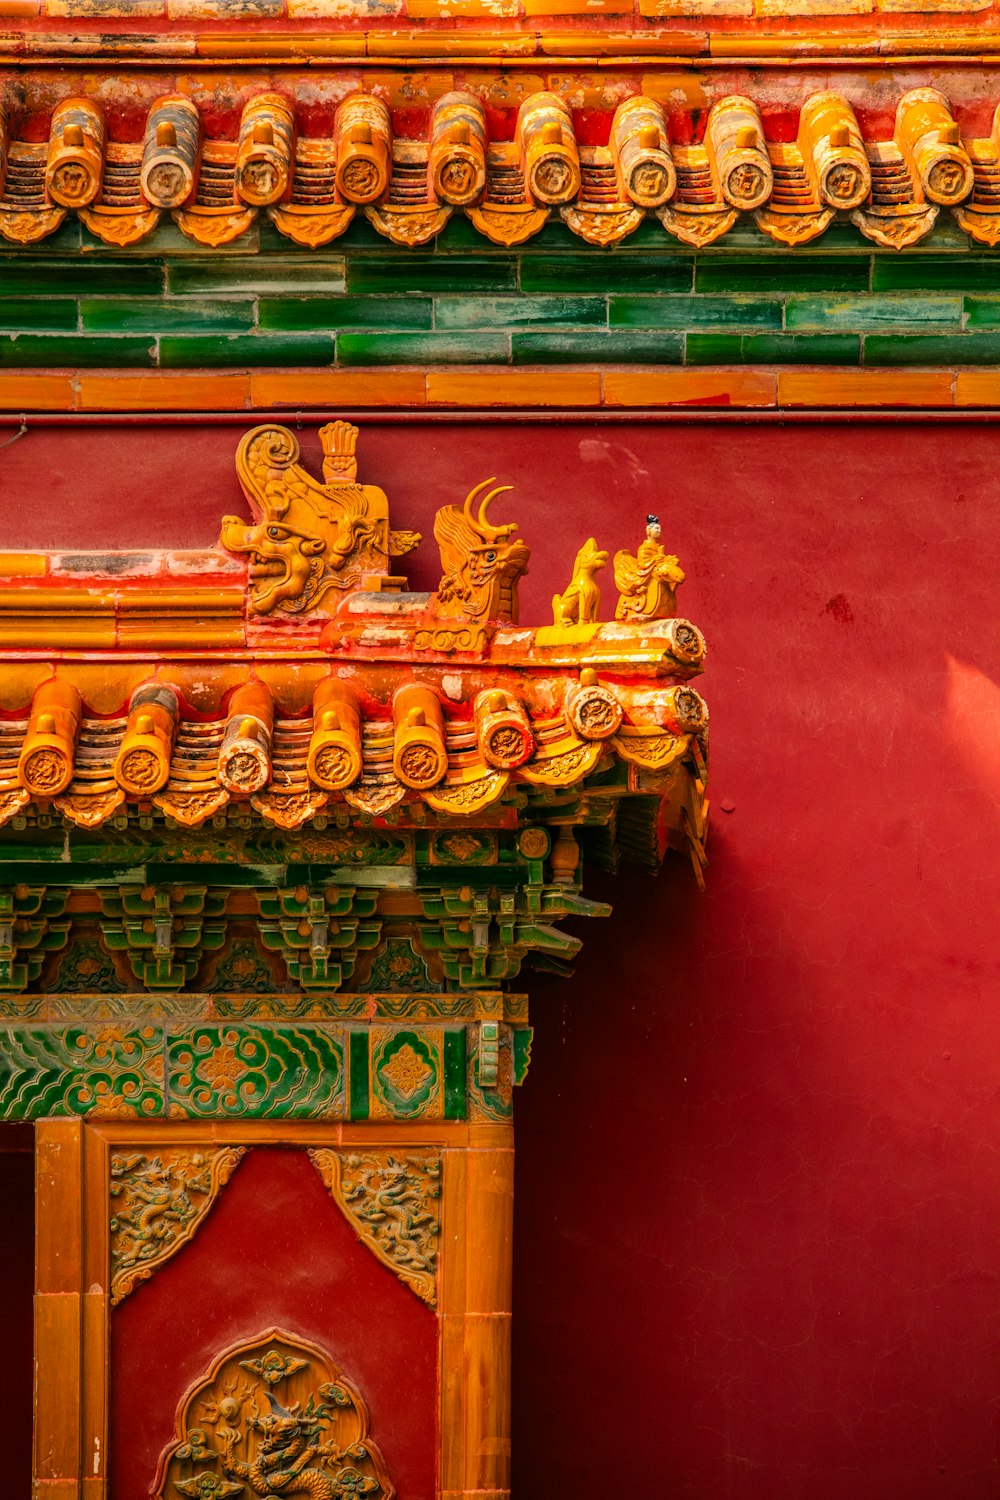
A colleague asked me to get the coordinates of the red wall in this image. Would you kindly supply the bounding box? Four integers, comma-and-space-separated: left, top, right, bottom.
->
10, 417, 1000, 1497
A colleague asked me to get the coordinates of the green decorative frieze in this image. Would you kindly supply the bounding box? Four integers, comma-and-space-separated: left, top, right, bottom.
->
167, 1026, 347, 1119
0, 1025, 164, 1119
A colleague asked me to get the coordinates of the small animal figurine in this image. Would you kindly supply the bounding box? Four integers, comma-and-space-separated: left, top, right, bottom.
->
613, 514, 685, 622
552, 537, 609, 627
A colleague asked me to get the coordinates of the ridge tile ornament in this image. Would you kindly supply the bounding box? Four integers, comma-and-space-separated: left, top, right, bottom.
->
0, 82, 994, 248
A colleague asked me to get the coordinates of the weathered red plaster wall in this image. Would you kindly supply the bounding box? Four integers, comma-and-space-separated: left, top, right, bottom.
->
7, 416, 1000, 1497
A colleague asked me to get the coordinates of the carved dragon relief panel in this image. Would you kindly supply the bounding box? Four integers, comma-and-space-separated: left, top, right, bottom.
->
309, 1148, 441, 1307
153, 1329, 395, 1500
110, 1146, 247, 1305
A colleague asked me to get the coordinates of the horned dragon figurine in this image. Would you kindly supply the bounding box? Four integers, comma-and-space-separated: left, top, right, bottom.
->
219, 422, 683, 636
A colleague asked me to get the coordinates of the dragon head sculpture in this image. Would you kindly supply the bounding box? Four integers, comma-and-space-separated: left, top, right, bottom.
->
220, 422, 420, 617
432, 477, 530, 624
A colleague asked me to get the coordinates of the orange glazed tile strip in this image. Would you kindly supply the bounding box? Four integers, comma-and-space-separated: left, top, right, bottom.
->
7, 366, 1000, 412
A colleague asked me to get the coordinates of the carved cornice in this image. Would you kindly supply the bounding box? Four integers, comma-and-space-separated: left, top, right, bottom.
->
0, 78, 998, 247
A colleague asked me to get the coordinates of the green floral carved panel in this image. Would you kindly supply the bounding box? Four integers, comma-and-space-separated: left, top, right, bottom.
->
0, 1025, 164, 1119
370, 1028, 442, 1120
167, 1026, 346, 1118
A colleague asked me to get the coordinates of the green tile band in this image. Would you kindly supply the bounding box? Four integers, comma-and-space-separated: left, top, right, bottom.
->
350, 1028, 370, 1121
696, 257, 870, 295
158, 334, 334, 368
259, 296, 434, 332
444, 1028, 467, 1120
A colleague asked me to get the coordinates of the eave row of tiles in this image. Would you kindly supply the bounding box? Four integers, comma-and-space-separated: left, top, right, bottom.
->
5, 84, 1000, 249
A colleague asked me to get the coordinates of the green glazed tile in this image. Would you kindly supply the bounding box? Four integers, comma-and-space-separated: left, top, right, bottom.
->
610, 294, 782, 330
687, 332, 860, 364
786, 295, 963, 331
81, 298, 257, 334
168, 256, 346, 296
159, 333, 333, 368
872, 258, 1000, 293
520, 255, 693, 294
0, 1026, 164, 1119
443, 1028, 466, 1120
698, 221, 861, 256
513, 1027, 532, 1086
512, 330, 683, 363
0, 334, 155, 367
0, 298, 77, 332
695, 256, 870, 294
685, 333, 743, 364
432, 216, 517, 253
864, 333, 1000, 366
259, 296, 433, 332
167, 1025, 345, 1118
0, 219, 83, 256
963, 298, 1000, 329
326, 216, 394, 252
349, 1029, 369, 1121
741, 333, 860, 364
371, 1028, 440, 1119
435, 295, 607, 330
337, 332, 509, 365
347, 256, 517, 295
81, 220, 259, 258
0, 260, 163, 297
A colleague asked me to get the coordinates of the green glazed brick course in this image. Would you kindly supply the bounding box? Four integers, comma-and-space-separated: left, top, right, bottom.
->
696, 257, 870, 295
0, 298, 77, 332
963, 298, 1000, 329
434, 295, 607, 330
520, 256, 693, 295
872, 258, 1000, 293
337, 332, 509, 365
786, 295, 963, 331
168, 257, 346, 297
81, 298, 257, 335
687, 332, 861, 364
159, 334, 333, 368
864, 333, 1000, 366
512, 330, 683, 364
347, 256, 516, 295
610, 294, 781, 330
0, 260, 164, 298
259, 296, 433, 332
0, 334, 154, 367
